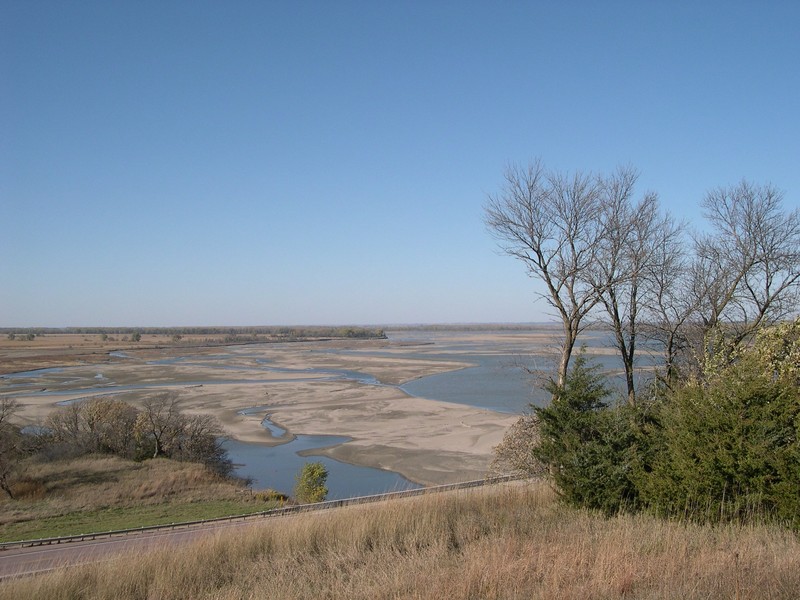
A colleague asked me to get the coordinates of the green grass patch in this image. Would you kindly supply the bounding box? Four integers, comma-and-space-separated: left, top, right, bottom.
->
0, 499, 279, 543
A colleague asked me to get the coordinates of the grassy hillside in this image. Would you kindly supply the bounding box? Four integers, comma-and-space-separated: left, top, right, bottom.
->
2, 481, 798, 599
0, 455, 275, 542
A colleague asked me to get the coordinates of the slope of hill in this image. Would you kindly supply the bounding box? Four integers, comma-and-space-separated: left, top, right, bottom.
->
2, 481, 798, 599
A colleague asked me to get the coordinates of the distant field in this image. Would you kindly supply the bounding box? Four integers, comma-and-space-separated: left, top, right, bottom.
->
0, 326, 385, 375
0, 333, 212, 376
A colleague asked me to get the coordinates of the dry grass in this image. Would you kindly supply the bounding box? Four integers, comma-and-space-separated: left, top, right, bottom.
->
3, 481, 798, 599
0, 455, 247, 526
0, 332, 247, 375
0, 455, 259, 541
0, 333, 152, 375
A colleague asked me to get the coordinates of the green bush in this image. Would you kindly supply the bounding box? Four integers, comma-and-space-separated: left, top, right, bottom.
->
532, 352, 640, 515
502, 320, 800, 529
253, 489, 290, 504
639, 330, 800, 527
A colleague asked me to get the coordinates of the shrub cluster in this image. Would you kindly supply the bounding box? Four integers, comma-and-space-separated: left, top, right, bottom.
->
513, 320, 800, 528
33, 393, 233, 478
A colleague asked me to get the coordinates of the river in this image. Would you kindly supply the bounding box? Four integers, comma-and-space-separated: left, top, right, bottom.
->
1, 327, 660, 498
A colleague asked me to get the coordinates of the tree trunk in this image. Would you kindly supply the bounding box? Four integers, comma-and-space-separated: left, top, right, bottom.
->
0, 475, 14, 500
556, 327, 578, 388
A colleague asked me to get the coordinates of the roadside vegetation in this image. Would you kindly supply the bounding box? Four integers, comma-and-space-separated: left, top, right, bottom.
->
1, 391, 234, 501
0, 392, 295, 542
0, 454, 278, 542
2, 482, 799, 599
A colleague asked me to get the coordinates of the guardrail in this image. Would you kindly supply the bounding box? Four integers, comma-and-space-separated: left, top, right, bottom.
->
0, 474, 525, 551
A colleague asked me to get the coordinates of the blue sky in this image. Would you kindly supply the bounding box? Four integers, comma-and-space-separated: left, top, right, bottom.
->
2, 1, 798, 327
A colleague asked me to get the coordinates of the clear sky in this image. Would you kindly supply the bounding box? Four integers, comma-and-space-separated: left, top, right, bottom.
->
2, 1, 798, 327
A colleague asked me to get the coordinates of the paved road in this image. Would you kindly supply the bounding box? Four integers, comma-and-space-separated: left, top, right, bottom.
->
0, 519, 263, 579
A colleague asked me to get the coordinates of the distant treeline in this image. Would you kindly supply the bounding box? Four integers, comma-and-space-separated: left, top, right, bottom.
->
0, 326, 386, 339
385, 323, 559, 332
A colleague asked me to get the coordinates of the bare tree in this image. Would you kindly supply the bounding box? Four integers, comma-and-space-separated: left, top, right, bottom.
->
485, 161, 607, 386
82, 397, 139, 457
0, 399, 21, 498
592, 169, 687, 404
691, 181, 800, 366
174, 413, 232, 476
639, 214, 694, 385
591, 168, 647, 405
45, 402, 86, 455
133, 395, 231, 472
135, 392, 185, 458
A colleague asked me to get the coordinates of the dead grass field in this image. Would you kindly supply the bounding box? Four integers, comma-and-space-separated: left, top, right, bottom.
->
0, 455, 265, 542
3, 481, 798, 599
0, 333, 222, 376
0, 455, 248, 521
